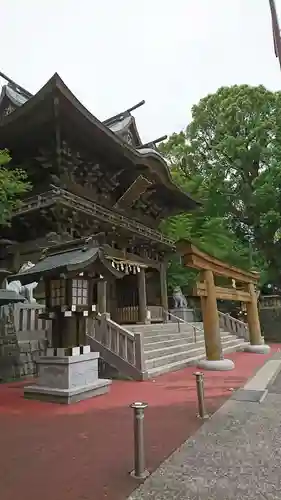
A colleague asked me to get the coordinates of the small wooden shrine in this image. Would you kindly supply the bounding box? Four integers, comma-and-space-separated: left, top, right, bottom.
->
0, 72, 199, 324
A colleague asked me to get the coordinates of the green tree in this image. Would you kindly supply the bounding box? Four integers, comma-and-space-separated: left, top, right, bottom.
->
0, 149, 31, 226
161, 171, 253, 291
160, 85, 281, 285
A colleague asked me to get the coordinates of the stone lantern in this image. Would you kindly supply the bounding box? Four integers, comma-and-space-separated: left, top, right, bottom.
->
7, 237, 113, 404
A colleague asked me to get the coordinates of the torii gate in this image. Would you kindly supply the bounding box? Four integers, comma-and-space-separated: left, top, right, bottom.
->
177, 241, 270, 371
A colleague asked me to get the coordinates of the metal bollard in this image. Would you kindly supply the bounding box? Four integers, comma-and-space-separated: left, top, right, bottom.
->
193, 326, 197, 343
130, 401, 150, 479
193, 372, 209, 420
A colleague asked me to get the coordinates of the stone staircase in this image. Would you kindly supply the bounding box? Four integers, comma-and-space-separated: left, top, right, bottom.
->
125, 321, 249, 378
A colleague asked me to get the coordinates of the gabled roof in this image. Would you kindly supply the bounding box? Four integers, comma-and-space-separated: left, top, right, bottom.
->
0, 85, 29, 107
0, 72, 200, 212
7, 237, 132, 285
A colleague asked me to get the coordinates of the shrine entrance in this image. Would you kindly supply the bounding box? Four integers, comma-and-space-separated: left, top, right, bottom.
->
93, 257, 168, 325
177, 241, 270, 370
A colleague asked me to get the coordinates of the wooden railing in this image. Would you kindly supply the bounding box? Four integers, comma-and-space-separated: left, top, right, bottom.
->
116, 306, 138, 324
87, 313, 147, 380
218, 311, 249, 341
116, 305, 164, 324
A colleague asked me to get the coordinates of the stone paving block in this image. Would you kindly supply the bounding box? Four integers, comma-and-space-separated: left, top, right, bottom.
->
231, 388, 267, 402
128, 395, 281, 500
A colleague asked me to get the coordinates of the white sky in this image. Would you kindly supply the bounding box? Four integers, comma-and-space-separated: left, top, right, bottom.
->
1, 0, 281, 142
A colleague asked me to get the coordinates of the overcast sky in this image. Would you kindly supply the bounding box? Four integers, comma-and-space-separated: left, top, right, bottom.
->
1, 0, 281, 142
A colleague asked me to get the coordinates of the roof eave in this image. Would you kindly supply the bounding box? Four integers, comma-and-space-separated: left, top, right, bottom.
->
0, 73, 200, 210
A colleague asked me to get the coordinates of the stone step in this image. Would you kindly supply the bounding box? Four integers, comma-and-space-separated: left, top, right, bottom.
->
144, 337, 201, 349
145, 346, 206, 370
143, 327, 196, 337
147, 340, 248, 378
223, 340, 249, 354
144, 341, 201, 360
147, 354, 206, 378
123, 323, 197, 334
145, 337, 248, 372
143, 331, 234, 346
143, 332, 196, 343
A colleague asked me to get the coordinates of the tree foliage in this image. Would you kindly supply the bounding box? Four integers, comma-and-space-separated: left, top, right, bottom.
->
0, 149, 31, 226
160, 85, 281, 288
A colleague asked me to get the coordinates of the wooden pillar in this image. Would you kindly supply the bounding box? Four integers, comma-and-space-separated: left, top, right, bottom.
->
246, 282, 263, 345
97, 280, 107, 314
160, 262, 169, 321
13, 251, 20, 273
137, 268, 148, 323
201, 270, 222, 361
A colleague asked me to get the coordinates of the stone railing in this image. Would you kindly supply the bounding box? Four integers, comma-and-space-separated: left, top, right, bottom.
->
87, 313, 147, 380
12, 303, 49, 341
0, 302, 50, 380
218, 311, 249, 341
259, 295, 281, 309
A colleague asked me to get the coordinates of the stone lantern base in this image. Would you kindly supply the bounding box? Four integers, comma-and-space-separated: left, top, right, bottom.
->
24, 346, 111, 404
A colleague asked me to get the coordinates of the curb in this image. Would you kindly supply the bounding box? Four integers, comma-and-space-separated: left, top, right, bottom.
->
230, 356, 281, 403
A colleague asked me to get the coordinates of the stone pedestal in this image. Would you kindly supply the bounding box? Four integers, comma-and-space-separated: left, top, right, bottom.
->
169, 308, 195, 322
24, 346, 111, 404
197, 358, 235, 371
244, 344, 271, 354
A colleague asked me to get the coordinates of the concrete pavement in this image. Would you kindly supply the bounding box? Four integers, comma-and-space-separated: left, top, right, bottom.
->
129, 351, 281, 499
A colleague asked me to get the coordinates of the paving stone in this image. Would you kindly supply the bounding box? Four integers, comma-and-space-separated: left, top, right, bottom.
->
231, 388, 267, 402
128, 394, 281, 499
268, 370, 281, 394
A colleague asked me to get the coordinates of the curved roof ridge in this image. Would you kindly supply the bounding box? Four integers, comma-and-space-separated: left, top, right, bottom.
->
0, 73, 200, 210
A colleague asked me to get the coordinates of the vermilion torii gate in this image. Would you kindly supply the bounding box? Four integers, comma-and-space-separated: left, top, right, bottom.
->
177, 241, 270, 371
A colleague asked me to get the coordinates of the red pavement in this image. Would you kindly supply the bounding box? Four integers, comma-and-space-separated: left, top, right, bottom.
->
0, 346, 279, 500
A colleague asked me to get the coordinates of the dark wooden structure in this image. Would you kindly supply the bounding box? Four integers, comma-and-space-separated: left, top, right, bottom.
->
0, 72, 199, 324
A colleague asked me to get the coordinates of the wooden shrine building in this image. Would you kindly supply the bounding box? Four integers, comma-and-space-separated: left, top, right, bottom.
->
0, 73, 199, 324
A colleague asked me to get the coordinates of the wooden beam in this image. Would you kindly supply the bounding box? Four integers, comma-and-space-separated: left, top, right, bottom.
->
177, 240, 259, 283
193, 282, 251, 302
102, 244, 160, 269
113, 175, 152, 209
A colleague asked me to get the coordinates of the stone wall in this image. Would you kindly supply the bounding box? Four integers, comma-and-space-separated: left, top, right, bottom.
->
259, 307, 281, 343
